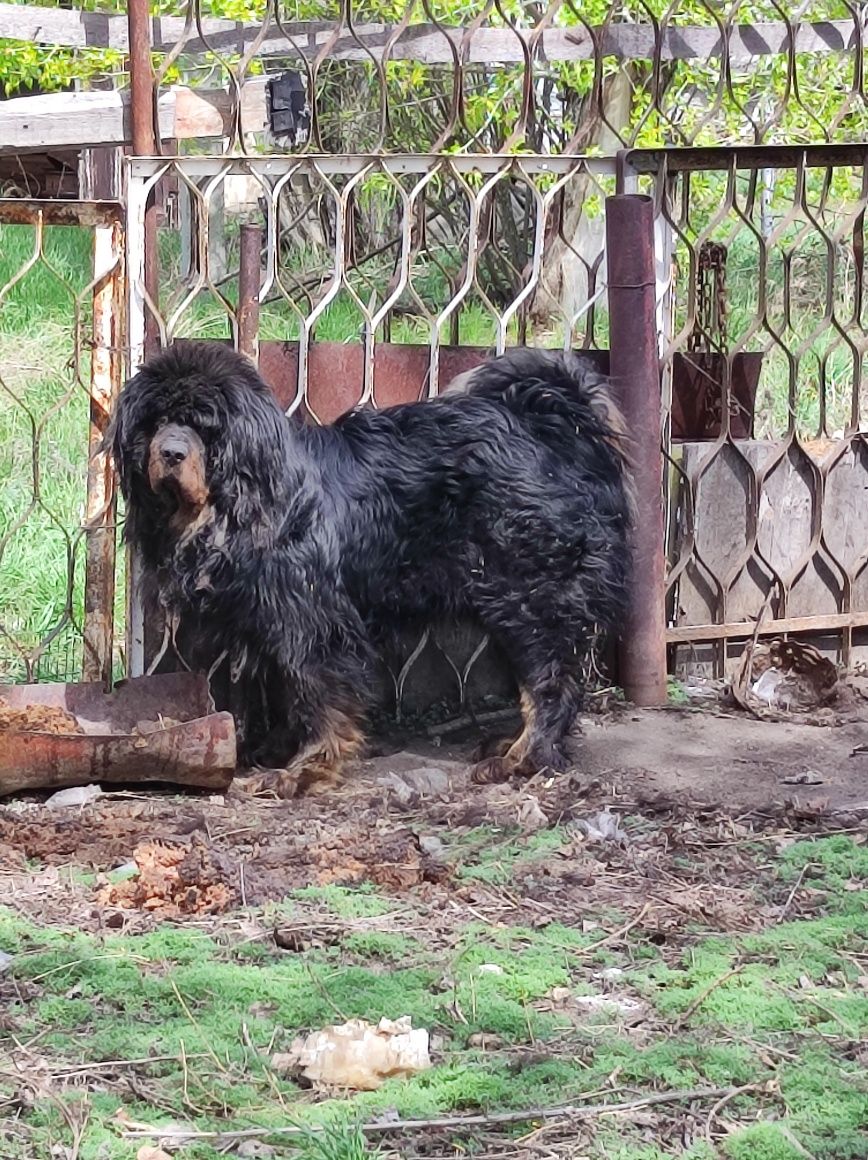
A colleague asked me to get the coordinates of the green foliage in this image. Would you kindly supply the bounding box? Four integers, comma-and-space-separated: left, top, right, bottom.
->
723, 1124, 806, 1160
2, 1, 867, 152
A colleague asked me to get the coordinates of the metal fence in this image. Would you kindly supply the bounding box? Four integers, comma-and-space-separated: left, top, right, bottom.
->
145, 1, 868, 154
623, 144, 868, 674
125, 152, 623, 710
2, 1, 868, 694
0, 200, 123, 685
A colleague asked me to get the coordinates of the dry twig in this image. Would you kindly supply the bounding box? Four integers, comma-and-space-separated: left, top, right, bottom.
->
123, 1084, 742, 1144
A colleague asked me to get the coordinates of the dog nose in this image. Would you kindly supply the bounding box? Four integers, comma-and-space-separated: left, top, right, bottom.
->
160, 443, 187, 467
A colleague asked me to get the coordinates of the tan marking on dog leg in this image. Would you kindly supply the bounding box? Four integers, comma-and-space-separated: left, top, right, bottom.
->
276, 707, 366, 798
471, 689, 535, 784
503, 688, 536, 765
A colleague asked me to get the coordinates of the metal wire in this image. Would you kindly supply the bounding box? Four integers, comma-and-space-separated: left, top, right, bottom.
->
0, 201, 123, 685
148, 1, 868, 156
641, 147, 868, 675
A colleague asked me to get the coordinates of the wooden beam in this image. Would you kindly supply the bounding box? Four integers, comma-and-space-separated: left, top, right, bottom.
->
0, 87, 176, 154
0, 4, 858, 66
667, 610, 868, 644
0, 198, 122, 228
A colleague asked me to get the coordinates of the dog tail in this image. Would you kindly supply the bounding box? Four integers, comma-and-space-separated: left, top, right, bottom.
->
445, 347, 629, 457
445, 349, 635, 525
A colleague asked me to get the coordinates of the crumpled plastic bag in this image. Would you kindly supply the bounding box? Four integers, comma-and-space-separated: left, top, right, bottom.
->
272, 1016, 430, 1091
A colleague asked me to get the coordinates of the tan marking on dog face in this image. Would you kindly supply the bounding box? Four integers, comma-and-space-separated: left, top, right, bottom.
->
147, 423, 210, 534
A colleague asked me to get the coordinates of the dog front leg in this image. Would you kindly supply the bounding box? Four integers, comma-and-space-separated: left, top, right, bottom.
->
252, 665, 367, 798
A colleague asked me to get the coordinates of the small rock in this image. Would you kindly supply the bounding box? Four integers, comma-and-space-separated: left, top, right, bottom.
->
517, 795, 549, 832
0, 950, 13, 973
572, 810, 628, 844
399, 766, 451, 795
368, 1107, 402, 1127
45, 784, 102, 810
476, 963, 504, 976
547, 986, 572, 1004
574, 994, 643, 1015
417, 834, 446, 859
781, 770, 824, 785
236, 1142, 277, 1158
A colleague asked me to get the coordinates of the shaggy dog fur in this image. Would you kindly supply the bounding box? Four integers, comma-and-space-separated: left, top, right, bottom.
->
109, 341, 631, 793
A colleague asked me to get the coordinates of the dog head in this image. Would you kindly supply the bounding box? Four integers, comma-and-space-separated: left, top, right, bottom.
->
145, 421, 210, 530
108, 340, 292, 551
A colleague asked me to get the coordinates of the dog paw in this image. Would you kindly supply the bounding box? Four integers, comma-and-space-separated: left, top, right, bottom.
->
471, 756, 513, 785
292, 757, 345, 796
471, 735, 515, 762
230, 766, 294, 798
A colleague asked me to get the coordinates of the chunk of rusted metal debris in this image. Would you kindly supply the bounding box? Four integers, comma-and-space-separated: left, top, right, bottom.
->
0, 673, 235, 796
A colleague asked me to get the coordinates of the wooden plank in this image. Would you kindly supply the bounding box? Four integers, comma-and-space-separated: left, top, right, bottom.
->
173, 82, 267, 141
667, 610, 868, 644
0, 88, 176, 154
0, 4, 857, 65
0, 198, 122, 227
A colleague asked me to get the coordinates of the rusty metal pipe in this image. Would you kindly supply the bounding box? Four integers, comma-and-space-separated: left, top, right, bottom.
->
127, 0, 159, 358
83, 220, 124, 688
605, 193, 668, 706
238, 223, 262, 365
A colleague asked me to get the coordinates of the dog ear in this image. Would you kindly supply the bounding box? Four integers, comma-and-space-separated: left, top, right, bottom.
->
209, 380, 292, 526
103, 382, 147, 500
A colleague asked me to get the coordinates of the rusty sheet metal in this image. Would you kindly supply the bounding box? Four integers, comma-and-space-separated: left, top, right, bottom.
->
0, 673, 236, 796
0, 198, 122, 227
259, 341, 506, 418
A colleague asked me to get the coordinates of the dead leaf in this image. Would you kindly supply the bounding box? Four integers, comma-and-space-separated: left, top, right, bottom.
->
137, 1148, 173, 1160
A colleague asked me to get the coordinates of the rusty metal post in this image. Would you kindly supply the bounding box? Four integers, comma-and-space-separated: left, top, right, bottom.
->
238, 223, 262, 365
84, 220, 125, 687
606, 194, 668, 706
127, 0, 159, 358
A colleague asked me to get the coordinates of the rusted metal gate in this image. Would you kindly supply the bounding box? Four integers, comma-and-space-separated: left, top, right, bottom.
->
623, 145, 868, 676
0, 200, 123, 686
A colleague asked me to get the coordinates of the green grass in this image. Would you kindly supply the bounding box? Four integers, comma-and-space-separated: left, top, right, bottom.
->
1, 834, 867, 1159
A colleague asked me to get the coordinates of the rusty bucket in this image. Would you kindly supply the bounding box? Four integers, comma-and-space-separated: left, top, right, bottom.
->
0, 672, 236, 797
671, 351, 763, 441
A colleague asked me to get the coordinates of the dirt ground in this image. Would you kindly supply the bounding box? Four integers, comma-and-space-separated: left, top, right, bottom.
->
1, 698, 867, 1159
1, 701, 865, 918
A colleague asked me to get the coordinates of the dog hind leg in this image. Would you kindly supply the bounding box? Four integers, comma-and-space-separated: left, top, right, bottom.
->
472, 653, 586, 784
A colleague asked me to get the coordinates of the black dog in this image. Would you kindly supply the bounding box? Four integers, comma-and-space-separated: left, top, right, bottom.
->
109, 341, 631, 792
